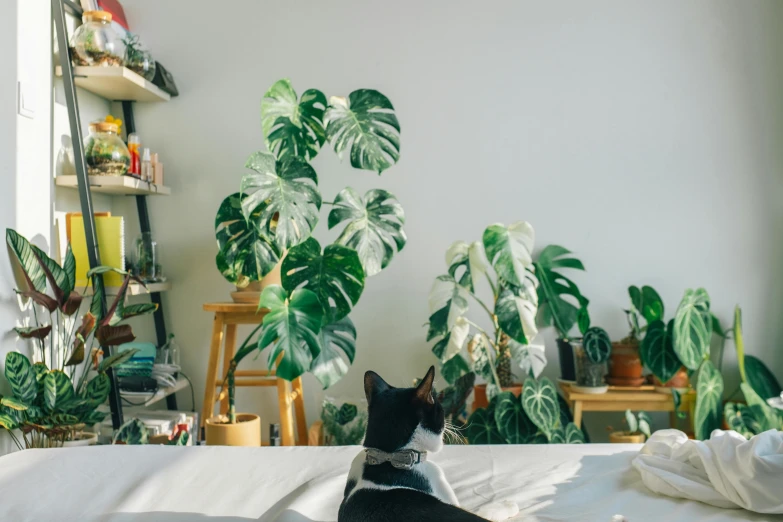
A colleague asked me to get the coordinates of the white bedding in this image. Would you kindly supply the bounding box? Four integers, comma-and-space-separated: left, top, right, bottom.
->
0, 444, 779, 522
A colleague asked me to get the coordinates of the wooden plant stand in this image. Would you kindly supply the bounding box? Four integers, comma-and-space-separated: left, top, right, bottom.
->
201, 302, 307, 446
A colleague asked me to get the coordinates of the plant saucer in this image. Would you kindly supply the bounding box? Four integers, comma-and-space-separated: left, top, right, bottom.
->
571, 384, 608, 394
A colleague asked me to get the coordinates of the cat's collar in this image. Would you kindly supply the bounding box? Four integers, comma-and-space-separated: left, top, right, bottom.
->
364, 447, 427, 470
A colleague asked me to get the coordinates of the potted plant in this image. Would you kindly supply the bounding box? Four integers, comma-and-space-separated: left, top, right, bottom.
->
426, 221, 545, 409
608, 409, 652, 443
572, 320, 612, 394
609, 286, 663, 386
0, 229, 156, 449
532, 245, 590, 382
207, 79, 405, 445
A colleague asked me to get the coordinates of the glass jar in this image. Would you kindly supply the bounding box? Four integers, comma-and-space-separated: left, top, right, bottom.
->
574, 343, 607, 388
84, 122, 130, 176
126, 49, 156, 81
70, 11, 125, 67
134, 232, 158, 283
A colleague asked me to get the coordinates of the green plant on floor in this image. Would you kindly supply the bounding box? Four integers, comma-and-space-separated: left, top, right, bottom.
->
464, 377, 585, 445
0, 230, 157, 449
533, 245, 590, 341
113, 418, 190, 446
214, 79, 405, 424
320, 398, 368, 446
609, 410, 653, 439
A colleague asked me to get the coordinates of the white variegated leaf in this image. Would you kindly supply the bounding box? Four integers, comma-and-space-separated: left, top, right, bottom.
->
444, 317, 470, 361
510, 340, 547, 379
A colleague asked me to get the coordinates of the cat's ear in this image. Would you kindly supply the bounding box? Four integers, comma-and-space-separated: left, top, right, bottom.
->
415, 366, 436, 405
364, 371, 390, 405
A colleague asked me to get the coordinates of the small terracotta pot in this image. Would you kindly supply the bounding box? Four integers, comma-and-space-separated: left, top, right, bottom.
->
653, 367, 690, 389
230, 260, 283, 303
609, 431, 646, 444
609, 342, 643, 380
205, 414, 261, 446
472, 384, 522, 410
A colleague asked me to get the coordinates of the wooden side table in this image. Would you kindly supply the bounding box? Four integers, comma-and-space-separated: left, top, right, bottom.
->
201, 302, 307, 446
560, 383, 695, 429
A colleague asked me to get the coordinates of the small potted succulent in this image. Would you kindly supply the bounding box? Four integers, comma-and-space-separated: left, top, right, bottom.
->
608, 409, 652, 443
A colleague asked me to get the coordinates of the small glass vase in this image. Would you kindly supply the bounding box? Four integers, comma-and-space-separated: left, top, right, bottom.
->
134, 232, 158, 283
574, 343, 607, 388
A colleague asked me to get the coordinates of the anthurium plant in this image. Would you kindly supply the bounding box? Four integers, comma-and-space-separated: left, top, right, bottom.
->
214, 79, 405, 424
1, 229, 156, 449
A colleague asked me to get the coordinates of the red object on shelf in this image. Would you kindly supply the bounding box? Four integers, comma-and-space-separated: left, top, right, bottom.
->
97, 0, 129, 30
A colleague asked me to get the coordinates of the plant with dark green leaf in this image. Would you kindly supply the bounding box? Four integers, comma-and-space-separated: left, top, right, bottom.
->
533, 245, 589, 340
2, 229, 156, 449
113, 417, 190, 446
320, 398, 368, 446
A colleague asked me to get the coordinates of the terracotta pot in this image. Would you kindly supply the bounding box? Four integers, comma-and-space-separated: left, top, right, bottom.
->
653, 367, 690, 389
606, 376, 646, 387
472, 384, 522, 410
231, 257, 283, 303
556, 338, 577, 381
61, 432, 98, 447
609, 342, 643, 380
205, 414, 261, 446
609, 431, 645, 444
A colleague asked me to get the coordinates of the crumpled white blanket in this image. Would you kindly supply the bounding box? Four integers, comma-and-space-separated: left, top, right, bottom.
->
632, 429, 783, 514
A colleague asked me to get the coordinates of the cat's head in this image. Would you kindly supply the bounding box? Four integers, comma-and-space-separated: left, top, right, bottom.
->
362, 366, 445, 454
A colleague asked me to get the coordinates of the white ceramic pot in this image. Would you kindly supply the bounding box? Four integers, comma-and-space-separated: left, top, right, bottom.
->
62, 432, 98, 447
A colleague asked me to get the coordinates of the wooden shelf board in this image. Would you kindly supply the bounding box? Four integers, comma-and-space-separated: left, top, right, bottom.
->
77, 281, 171, 297
55, 65, 170, 102
120, 377, 190, 408
56, 175, 171, 196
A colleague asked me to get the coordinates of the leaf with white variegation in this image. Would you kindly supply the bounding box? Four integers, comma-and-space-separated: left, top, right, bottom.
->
521, 378, 560, 437
496, 277, 538, 346
673, 288, 712, 370
625, 409, 638, 433
426, 275, 469, 341
311, 317, 357, 389
694, 361, 724, 440
445, 240, 488, 293
328, 187, 406, 277
509, 341, 547, 379
494, 391, 537, 444
482, 222, 535, 288
261, 79, 326, 161
724, 402, 760, 439
465, 402, 505, 445
565, 423, 585, 443
583, 326, 612, 364
741, 383, 782, 432
470, 334, 497, 387
6, 228, 46, 292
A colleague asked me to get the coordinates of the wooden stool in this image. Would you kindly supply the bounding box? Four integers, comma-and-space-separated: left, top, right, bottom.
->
201, 302, 307, 446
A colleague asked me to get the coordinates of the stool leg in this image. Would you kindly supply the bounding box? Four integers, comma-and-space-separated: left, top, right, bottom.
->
292, 377, 307, 445
573, 400, 583, 429
277, 378, 295, 446
201, 313, 224, 434
219, 324, 237, 415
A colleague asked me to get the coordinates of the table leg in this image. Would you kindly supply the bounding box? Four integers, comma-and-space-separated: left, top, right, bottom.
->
219, 324, 237, 415
201, 313, 224, 432
573, 400, 583, 429
291, 377, 307, 445
277, 377, 295, 446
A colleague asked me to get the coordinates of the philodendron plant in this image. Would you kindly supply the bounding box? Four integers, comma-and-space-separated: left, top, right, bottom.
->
533, 245, 589, 340
215, 79, 405, 424
426, 222, 543, 396
1, 229, 155, 449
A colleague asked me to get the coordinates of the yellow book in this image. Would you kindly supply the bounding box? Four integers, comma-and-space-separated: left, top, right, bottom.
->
69, 215, 125, 287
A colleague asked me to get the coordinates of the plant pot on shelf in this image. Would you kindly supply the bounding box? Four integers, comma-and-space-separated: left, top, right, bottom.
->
472, 383, 522, 411
652, 367, 690, 391
556, 338, 577, 382
573, 344, 608, 394
61, 432, 98, 447
205, 414, 261, 446
609, 341, 643, 380
230, 260, 283, 304
609, 431, 645, 444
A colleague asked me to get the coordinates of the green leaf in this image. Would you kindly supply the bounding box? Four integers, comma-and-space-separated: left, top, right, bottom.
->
583, 327, 612, 364
0, 396, 28, 411
113, 418, 148, 445
311, 316, 357, 389
711, 314, 725, 338
465, 406, 505, 444
628, 286, 642, 313
741, 383, 781, 432
4, 352, 37, 404
625, 409, 638, 434
98, 348, 140, 372
281, 238, 365, 324
215, 193, 281, 286
258, 286, 324, 381
640, 286, 664, 323
733, 306, 746, 382
86, 265, 129, 277
533, 245, 588, 338
548, 427, 565, 443
0, 414, 19, 430
328, 187, 406, 277
577, 306, 590, 336
745, 355, 782, 401
482, 222, 535, 288
673, 288, 712, 370
521, 378, 560, 437
496, 281, 538, 346
63, 244, 76, 296
441, 355, 470, 385
336, 403, 358, 426
724, 402, 761, 439
641, 320, 680, 384
96, 324, 135, 346
83, 373, 111, 408
240, 152, 321, 251
262, 79, 327, 161
565, 422, 585, 443
694, 361, 724, 440
6, 228, 46, 292
118, 303, 158, 322
470, 335, 496, 386
13, 325, 52, 340
494, 391, 537, 443
437, 372, 475, 419
444, 240, 488, 294
44, 371, 75, 412
61, 291, 83, 316
426, 275, 469, 341
31, 245, 70, 304
325, 90, 400, 174
509, 340, 547, 379
82, 410, 107, 426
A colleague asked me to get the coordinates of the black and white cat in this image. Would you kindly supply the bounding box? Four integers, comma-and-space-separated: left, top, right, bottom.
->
338, 366, 517, 522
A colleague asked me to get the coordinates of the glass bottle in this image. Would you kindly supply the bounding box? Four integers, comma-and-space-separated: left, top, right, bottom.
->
127, 133, 140, 176
70, 11, 125, 67
135, 232, 157, 282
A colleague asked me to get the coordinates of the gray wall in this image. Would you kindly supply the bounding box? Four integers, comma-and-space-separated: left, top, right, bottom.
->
123, 0, 783, 440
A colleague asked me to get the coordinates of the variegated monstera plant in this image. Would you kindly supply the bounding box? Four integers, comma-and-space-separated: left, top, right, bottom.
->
214, 79, 405, 424
1, 229, 156, 449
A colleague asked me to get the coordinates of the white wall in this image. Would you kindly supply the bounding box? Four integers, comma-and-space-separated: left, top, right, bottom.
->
119, 0, 783, 441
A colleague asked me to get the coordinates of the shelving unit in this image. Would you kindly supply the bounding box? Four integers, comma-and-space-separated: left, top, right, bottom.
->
120, 377, 189, 408
76, 281, 172, 297
53, 0, 184, 430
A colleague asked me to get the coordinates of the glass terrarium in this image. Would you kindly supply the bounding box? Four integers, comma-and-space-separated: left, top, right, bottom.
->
574, 342, 607, 388
84, 122, 130, 176
70, 11, 125, 67
124, 33, 156, 81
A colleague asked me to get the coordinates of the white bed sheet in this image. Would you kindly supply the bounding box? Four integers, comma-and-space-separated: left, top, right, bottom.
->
0, 444, 779, 522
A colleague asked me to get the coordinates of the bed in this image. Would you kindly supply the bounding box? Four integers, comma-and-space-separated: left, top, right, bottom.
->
0, 444, 777, 521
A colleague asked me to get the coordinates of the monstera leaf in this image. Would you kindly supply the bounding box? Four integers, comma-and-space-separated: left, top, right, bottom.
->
310, 316, 357, 389
694, 361, 724, 440
629, 285, 664, 324
583, 327, 612, 364
432, 317, 469, 365
533, 245, 588, 338
261, 79, 327, 161
465, 404, 505, 444
4, 352, 37, 404
215, 193, 280, 285
673, 288, 712, 370
440, 354, 471, 385
641, 320, 680, 384
494, 391, 537, 444
328, 187, 406, 277
482, 222, 535, 288
6, 228, 46, 292
281, 238, 365, 324
469, 335, 497, 387
724, 402, 761, 439
240, 152, 321, 251
495, 279, 538, 346
745, 355, 782, 401
521, 378, 560, 437
44, 371, 75, 412
509, 340, 547, 379
445, 240, 488, 293
324, 90, 400, 174
257, 286, 324, 381
565, 422, 585, 443
426, 275, 469, 341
